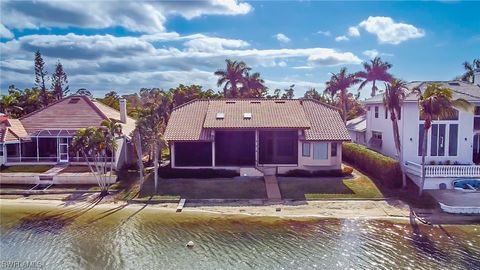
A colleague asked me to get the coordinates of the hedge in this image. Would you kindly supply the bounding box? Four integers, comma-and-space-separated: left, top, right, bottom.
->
280, 166, 353, 178
342, 143, 402, 188
158, 166, 239, 179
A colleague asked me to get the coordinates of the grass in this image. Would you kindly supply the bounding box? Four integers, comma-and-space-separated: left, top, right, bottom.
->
304, 175, 384, 200
60, 166, 91, 173
134, 195, 181, 201
0, 165, 53, 173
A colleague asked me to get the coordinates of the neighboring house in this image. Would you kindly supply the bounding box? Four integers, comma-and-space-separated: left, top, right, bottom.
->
364, 72, 480, 190
164, 99, 350, 176
0, 95, 136, 170
346, 115, 366, 145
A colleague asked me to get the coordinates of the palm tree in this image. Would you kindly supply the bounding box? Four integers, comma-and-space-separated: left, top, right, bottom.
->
383, 79, 408, 187
214, 59, 250, 97
324, 67, 361, 123
0, 95, 19, 116
71, 127, 117, 196
356, 57, 393, 97
241, 72, 266, 97
414, 83, 473, 195
461, 59, 480, 84
101, 119, 122, 179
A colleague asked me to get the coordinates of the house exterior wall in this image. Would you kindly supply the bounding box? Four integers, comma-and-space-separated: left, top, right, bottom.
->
348, 130, 366, 145
170, 129, 343, 173
366, 101, 478, 165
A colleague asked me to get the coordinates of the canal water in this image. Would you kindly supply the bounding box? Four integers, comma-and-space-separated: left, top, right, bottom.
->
0, 202, 479, 270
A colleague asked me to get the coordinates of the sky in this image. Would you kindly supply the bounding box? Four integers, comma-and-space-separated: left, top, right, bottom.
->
0, 0, 479, 99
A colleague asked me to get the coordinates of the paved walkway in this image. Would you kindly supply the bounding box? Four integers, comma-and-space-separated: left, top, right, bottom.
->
264, 175, 282, 201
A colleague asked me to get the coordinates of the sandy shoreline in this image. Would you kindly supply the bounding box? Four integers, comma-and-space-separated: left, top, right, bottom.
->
0, 197, 413, 222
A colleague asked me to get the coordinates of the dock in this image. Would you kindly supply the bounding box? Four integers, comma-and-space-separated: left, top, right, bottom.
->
176, 198, 186, 212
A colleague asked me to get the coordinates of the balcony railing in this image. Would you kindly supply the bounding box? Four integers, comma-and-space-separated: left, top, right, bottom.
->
405, 161, 480, 178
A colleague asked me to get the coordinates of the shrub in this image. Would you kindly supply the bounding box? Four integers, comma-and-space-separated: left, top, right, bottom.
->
342, 165, 354, 175
281, 169, 346, 177
158, 165, 239, 179
342, 143, 401, 188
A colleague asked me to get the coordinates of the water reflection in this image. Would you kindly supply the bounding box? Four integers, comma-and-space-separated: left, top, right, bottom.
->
1, 204, 479, 270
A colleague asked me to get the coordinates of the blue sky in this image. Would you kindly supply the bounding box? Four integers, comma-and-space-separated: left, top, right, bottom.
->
0, 1, 479, 99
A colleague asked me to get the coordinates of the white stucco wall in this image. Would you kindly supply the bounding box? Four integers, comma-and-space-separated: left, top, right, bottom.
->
348, 130, 366, 145
366, 101, 478, 165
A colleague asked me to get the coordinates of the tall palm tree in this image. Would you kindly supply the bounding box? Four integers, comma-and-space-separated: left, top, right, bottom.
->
414, 83, 472, 195
324, 67, 361, 123
383, 79, 408, 187
241, 72, 266, 97
356, 57, 393, 97
214, 59, 250, 98
461, 58, 480, 84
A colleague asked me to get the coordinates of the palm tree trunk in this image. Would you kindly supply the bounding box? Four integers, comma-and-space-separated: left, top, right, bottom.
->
371, 80, 376, 97
419, 127, 428, 196
153, 141, 160, 193
134, 131, 145, 187
341, 89, 347, 123
392, 116, 406, 188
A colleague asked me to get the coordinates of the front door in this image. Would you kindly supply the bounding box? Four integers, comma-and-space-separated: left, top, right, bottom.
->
58, 137, 69, 162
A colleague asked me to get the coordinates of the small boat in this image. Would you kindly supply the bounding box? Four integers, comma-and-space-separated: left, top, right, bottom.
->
452, 179, 480, 192
439, 202, 480, 215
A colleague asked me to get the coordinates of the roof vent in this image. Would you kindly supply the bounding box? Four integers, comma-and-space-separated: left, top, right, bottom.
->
226, 101, 236, 104
250, 101, 261, 104
448, 82, 460, 86
274, 100, 285, 104
243, 112, 252, 119
68, 97, 81, 104
216, 112, 225, 120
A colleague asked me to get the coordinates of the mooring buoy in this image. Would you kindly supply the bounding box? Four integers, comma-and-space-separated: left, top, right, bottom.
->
186, 241, 194, 248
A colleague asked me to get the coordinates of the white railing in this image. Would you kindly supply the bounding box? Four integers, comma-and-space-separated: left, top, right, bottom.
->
405, 161, 480, 177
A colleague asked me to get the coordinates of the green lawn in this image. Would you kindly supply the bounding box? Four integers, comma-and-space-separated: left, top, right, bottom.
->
0, 165, 53, 173
304, 175, 384, 200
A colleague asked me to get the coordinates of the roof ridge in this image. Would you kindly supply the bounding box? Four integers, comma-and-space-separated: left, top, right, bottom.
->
301, 98, 341, 112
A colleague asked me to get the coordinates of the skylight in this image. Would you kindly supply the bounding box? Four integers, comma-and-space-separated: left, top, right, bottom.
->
216, 112, 225, 119
69, 98, 81, 104
243, 113, 252, 119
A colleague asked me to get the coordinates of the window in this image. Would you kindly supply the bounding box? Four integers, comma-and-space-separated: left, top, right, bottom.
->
449, 124, 458, 156
302, 143, 311, 157
331, 142, 337, 157
475, 106, 480, 130
430, 124, 446, 156
374, 106, 379, 118
372, 131, 382, 140
313, 142, 328, 160
418, 124, 426, 156
0, 146, 3, 156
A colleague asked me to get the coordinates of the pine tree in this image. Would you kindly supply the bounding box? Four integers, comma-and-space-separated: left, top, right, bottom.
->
34, 50, 49, 106
51, 60, 69, 100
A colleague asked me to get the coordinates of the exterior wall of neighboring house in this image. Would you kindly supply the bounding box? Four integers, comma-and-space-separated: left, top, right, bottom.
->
348, 130, 366, 145
366, 101, 476, 165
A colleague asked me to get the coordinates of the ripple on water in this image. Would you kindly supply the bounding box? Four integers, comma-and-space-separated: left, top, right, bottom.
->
0, 206, 479, 270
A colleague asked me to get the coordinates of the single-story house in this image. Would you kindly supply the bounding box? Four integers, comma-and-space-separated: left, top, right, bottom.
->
0, 95, 136, 170
164, 99, 351, 176
346, 114, 366, 145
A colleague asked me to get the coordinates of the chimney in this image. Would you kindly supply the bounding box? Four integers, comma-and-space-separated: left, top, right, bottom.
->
475, 68, 480, 86
119, 98, 127, 123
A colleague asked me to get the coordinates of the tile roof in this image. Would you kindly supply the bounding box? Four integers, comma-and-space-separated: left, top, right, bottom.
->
18, 95, 136, 138
0, 118, 28, 142
364, 80, 480, 104
346, 114, 366, 132
164, 98, 350, 141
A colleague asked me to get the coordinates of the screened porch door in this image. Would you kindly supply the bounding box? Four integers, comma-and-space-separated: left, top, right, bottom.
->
58, 137, 69, 162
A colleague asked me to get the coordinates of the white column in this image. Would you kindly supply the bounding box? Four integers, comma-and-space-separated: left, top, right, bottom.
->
255, 130, 259, 166
18, 142, 22, 162
36, 138, 40, 162
211, 130, 215, 167
171, 143, 175, 168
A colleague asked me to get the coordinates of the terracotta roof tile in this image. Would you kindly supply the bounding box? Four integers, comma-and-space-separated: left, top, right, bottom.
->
164, 99, 350, 141
0, 118, 28, 142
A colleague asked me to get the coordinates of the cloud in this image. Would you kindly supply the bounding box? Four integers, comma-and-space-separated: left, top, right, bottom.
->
316, 30, 331, 36
0, 0, 252, 33
1, 31, 362, 92
275, 33, 290, 43
358, 16, 425, 44
362, 49, 379, 58
0, 23, 13, 39
348, 27, 360, 37
335, 35, 349, 42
